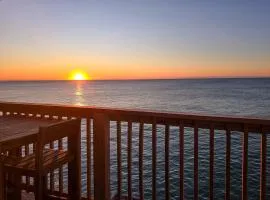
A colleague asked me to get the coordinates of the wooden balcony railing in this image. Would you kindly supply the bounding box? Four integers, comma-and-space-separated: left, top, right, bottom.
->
0, 101, 269, 200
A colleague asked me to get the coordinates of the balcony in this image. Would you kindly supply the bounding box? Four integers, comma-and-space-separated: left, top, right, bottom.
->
0, 101, 269, 200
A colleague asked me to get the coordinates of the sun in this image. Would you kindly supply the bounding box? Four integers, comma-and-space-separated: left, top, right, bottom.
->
69, 70, 90, 81
74, 73, 85, 80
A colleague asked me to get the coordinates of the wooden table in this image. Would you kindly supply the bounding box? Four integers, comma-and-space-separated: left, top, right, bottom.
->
0, 116, 81, 199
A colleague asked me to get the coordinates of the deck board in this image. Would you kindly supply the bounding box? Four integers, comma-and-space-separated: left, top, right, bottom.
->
0, 116, 61, 142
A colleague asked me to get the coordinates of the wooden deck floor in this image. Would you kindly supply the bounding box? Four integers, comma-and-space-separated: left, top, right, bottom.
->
21, 192, 34, 200
9, 191, 69, 200
14, 191, 138, 200
7, 191, 35, 200
15, 191, 71, 200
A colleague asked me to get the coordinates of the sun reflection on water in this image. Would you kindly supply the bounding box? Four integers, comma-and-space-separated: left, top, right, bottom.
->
74, 81, 85, 106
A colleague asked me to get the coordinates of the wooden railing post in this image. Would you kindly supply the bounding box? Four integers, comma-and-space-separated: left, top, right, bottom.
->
93, 113, 110, 200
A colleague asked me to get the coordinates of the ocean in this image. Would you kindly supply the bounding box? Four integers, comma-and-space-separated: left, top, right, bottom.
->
0, 78, 269, 199
1, 78, 270, 117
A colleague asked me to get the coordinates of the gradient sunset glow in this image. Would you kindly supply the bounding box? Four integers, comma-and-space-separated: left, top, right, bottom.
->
0, 1, 270, 81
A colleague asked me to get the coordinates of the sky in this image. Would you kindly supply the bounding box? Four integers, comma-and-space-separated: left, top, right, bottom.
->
0, 0, 270, 80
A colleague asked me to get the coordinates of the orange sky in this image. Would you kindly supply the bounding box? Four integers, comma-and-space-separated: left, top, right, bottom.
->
0, 53, 269, 80
1, 65, 269, 81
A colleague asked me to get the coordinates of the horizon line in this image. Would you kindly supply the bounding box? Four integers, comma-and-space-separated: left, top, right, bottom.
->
0, 76, 270, 82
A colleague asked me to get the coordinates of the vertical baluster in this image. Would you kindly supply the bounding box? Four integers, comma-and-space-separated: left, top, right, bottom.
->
127, 121, 132, 200
49, 114, 55, 192
33, 142, 36, 154
58, 138, 63, 194
9, 145, 22, 199
41, 114, 51, 192
242, 126, 248, 200
86, 118, 92, 199
117, 121, 122, 199
165, 124, 170, 200
139, 121, 144, 200
194, 124, 199, 200
50, 141, 54, 192
179, 122, 184, 200
152, 121, 157, 200
57, 113, 63, 194
25, 144, 30, 191
67, 118, 81, 199
93, 113, 110, 200
260, 127, 267, 200
209, 124, 214, 200
225, 127, 231, 200
18, 146, 22, 197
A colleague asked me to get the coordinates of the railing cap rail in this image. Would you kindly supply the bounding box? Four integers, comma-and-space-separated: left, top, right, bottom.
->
0, 101, 270, 127
1, 101, 270, 127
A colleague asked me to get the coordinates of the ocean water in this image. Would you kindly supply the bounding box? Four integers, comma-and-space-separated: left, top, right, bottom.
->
0, 78, 269, 199
1, 79, 270, 117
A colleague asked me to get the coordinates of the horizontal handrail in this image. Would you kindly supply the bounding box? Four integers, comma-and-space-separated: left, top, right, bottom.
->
1, 101, 270, 132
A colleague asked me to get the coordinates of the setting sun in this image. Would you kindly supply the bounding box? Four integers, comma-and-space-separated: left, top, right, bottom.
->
74, 73, 84, 80
69, 70, 90, 81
